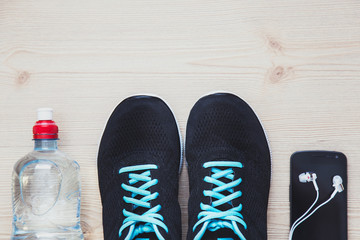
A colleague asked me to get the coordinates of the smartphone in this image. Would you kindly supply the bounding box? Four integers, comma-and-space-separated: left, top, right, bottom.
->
290, 151, 347, 240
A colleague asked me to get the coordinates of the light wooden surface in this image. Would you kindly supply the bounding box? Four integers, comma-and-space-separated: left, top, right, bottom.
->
1, 0, 360, 239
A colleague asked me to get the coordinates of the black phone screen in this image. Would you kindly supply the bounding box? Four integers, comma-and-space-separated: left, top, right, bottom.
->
290, 151, 347, 240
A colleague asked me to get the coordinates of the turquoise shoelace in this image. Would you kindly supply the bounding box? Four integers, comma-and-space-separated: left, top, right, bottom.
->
193, 161, 247, 240
118, 164, 168, 240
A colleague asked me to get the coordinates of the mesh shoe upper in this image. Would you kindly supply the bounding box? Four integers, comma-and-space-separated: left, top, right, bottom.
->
185, 93, 271, 240
98, 96, 182, 240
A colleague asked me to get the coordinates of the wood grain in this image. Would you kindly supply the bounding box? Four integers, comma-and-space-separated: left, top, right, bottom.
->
1, 0, 360, 239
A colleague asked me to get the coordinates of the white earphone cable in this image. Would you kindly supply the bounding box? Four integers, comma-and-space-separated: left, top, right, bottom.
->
289, 189, 338, 240
288, 189, 319, 240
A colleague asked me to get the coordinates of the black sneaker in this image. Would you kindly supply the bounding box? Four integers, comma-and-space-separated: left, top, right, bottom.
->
98, 95, 182, 240
185, 93, 271, 240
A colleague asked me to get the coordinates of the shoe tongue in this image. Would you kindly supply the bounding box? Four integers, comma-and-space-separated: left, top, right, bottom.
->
127, 184, 157, 238
133, 232, 157, 240
131, 170, 154, 216
133, 204, 148, 215
202, 227, 240, 240
210, 166, 235, 212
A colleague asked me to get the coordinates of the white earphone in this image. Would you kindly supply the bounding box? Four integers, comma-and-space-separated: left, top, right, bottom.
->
332, 175, 344, 196
289, 173, 344, 240
298, 172, 319, 190
298, 172, 316, 182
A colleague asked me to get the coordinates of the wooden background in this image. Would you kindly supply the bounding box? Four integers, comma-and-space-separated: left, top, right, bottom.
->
1, 0, 360, 239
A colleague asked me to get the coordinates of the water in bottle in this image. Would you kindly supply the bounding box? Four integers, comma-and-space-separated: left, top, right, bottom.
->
11, 108, 84, 239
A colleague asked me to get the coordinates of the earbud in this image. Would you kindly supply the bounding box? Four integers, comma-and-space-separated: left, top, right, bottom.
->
332, 175, 344, 192
299, 172, 318, 190
331, 175, 344, 198
298, 172, 316, 182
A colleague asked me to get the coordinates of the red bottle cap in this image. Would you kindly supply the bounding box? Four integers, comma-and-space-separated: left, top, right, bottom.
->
33, 108, 58, 139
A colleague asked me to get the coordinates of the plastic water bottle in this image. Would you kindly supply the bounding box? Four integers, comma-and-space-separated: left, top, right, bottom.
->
11, 108, 84, 239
